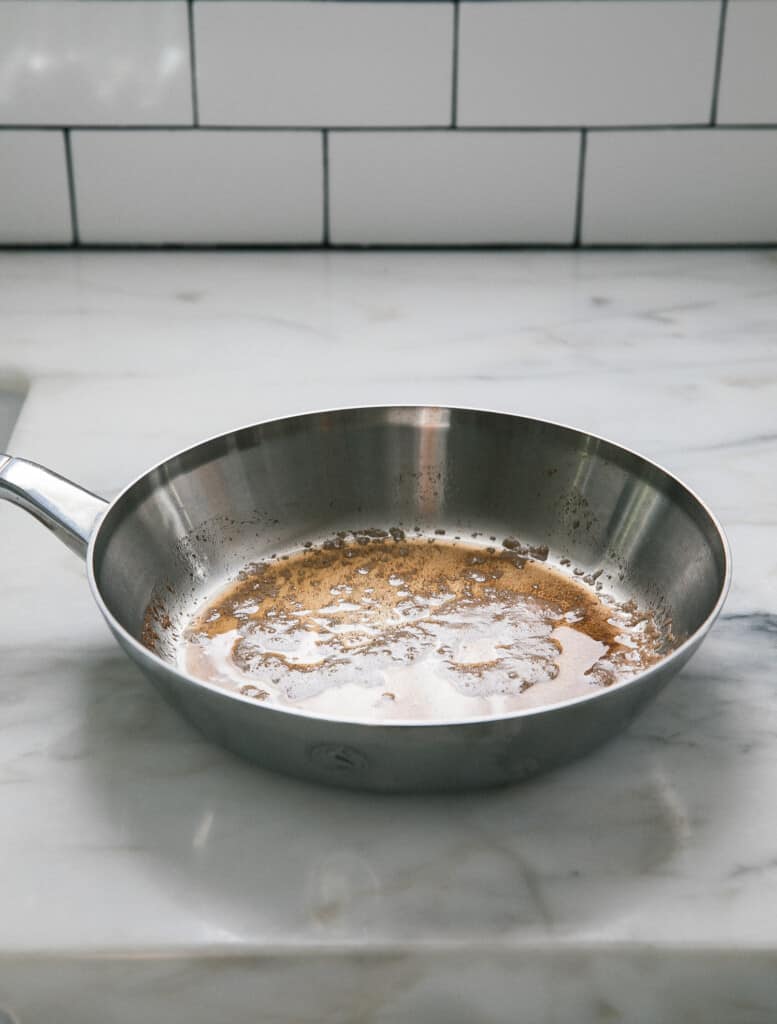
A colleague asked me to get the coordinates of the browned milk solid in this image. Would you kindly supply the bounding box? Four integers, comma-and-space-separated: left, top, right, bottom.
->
167, 532, 666, 722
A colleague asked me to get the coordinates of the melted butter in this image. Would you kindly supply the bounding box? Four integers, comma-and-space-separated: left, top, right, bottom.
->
173, 534, 666, 722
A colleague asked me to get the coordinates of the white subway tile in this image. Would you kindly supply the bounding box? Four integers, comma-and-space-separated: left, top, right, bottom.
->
458, 1, 720, 127
329, 131, 579, 244
195, 1, 453, 127
0, 131, 72, 244
717, 1, 777, 124
0, 1, 192, 126
582, 129, 777, 244
72, 131, 323, 244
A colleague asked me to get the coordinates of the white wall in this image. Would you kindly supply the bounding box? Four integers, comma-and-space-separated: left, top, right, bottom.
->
0, 0, 775, 246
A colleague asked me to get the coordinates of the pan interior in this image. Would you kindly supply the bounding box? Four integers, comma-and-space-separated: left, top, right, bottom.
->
170, 529, 680, 721
91, 408, 727, 711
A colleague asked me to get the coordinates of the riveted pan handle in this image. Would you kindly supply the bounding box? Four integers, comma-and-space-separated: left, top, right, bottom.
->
0, 455, 108, 559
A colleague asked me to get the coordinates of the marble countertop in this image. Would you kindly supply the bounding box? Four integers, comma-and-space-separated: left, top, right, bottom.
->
0, 250, 775, 1023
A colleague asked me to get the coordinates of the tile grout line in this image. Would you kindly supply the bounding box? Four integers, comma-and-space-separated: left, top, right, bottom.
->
5, 124, 777, 134
188, 0, 200, 126
3, 242, 776, 254
450, 1, 460, 128
573, 130, 587, 248
322, 130, 330, 246
710, 0, 729, 125
63, 129, 80, 247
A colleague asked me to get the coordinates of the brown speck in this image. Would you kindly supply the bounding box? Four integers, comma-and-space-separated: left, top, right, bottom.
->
240, 685, 270, 701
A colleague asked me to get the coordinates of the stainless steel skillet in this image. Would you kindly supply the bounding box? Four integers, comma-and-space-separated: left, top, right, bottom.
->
0, 406, 730, 792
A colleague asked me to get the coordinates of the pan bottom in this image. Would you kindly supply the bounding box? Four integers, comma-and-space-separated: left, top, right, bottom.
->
144, 528, 672, 724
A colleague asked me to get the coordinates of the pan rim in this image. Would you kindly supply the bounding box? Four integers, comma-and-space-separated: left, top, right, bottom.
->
86, 404, 732, 729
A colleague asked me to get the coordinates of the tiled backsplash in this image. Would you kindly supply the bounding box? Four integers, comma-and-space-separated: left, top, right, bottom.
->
0, 0, 775, 247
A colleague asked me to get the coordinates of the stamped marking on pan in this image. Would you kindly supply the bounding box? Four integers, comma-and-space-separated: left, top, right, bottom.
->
309, 744, 369, 774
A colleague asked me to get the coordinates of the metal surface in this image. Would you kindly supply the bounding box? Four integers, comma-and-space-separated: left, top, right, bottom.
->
0, 407, 731, 792
0, 455, 107, 556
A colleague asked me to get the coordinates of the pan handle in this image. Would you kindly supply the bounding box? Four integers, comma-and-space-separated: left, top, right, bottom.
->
0, 455, 109, 558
